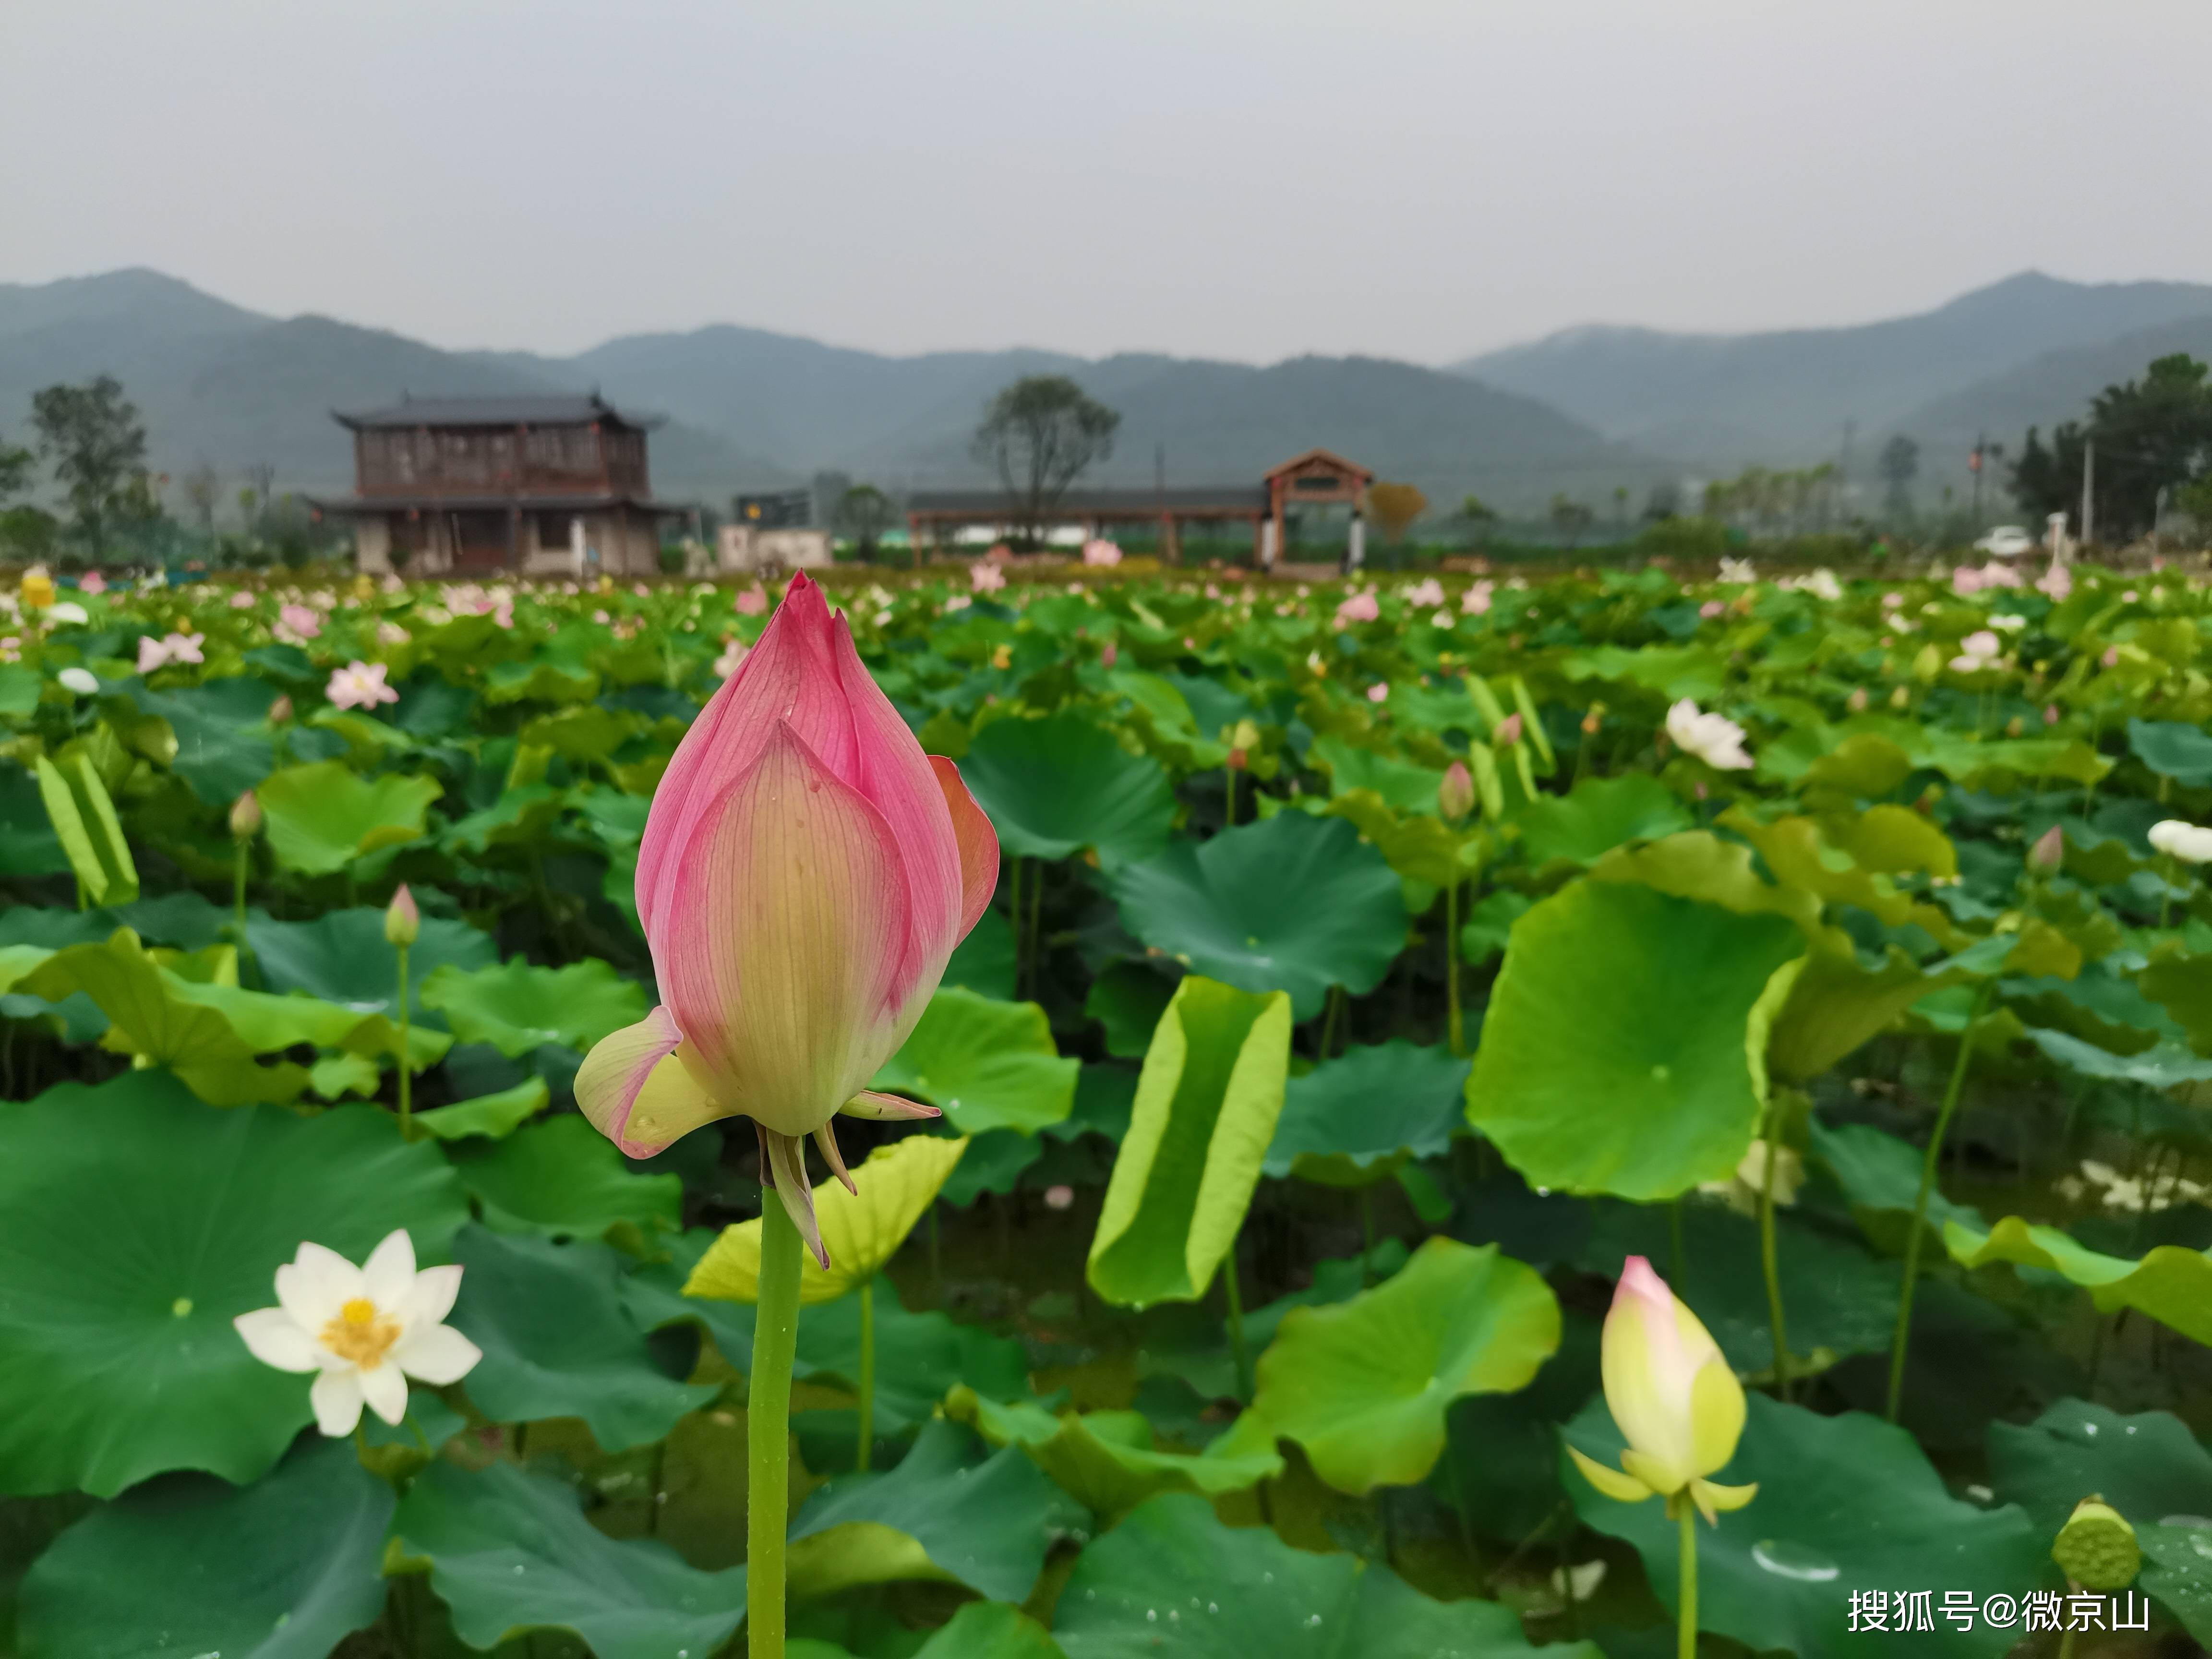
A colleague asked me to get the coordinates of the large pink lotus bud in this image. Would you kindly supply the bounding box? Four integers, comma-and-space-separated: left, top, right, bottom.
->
575, 574, 998, 1263
1438, 760, 1475, 822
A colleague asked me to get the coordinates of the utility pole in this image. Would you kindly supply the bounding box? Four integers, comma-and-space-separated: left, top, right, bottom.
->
2080, 437, 2096, 549
1970, 432, 1984, 522
1839, 420, 1856, 522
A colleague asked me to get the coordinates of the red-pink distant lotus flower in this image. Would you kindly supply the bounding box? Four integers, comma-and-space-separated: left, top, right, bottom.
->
734, 588, 769, 617
275, 603, 322, 645
78, 571, 107, 596
575, 573, 999, 1263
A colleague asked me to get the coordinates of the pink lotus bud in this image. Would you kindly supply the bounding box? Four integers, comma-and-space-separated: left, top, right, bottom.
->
1438, 760, 1475, 822
2044, 705, 2060, 726
2028, 825, 2064, 872
267, 695, 293, 725
384, 883, 420, 947
1226, 747, 1249, 772
572, 573, 1000, 1266
229, 789, 261, 840
1100, 642, 1118, 668
1045, 1184, 1075, 1211
1847, 687, 1868, 712
1494, 711, 1524, 746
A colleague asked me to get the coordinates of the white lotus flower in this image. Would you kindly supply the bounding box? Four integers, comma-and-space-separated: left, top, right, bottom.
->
1717, 557, 1756, 584
1665, 699, 1753, 770
2149, 820, 2212, 865
45, 601, 89, 626
55, 667, 98, 696
233, 1229, 480, 1435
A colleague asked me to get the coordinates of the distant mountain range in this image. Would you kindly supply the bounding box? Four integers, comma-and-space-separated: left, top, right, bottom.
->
1452, 271, 2212, 500
2, 266, 2209, 524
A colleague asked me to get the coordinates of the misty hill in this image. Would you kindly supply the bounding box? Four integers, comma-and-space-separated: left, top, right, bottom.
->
1891, 312, 2212, 472
1452, 272, 2212, 482
0, 271, 796, 506
0, 270, 1656, 520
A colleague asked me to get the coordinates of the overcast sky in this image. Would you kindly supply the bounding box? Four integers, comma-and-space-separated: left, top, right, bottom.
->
4, 1, 2208, 365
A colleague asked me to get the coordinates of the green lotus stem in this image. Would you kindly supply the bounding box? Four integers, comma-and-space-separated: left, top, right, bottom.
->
855, 1279, 875, 1473
1358, 1186, 1377, 1282
1026, 863, 1045, 990
1676, 1502, 1698, 1659
1317, 984, 1343, 1061
1007, 857, 1024, 995
1757, 1105, 1790, 1403
749, 1193, 805, 1659
1445, 882, 1464, 1056
232, 836, 250, 941
1225, 767, 1236, 827
1668, 1198, 1687, 1287
395, 942, 412, 1142
1886, 978, 1993, 1422
1222, 1244, 1252, 1402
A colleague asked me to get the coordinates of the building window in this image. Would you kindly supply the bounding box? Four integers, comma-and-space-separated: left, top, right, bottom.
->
537, 512, 575, 550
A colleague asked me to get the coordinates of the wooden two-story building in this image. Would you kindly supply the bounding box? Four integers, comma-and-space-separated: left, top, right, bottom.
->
315, 393, 683, 577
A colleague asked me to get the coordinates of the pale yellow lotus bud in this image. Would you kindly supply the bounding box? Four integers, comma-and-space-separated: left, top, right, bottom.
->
384, 884, 420, 947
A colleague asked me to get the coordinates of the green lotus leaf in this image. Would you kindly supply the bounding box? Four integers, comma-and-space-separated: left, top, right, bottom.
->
2136, 949, 2212, 1056
447, 1226, 715, 1449
911, 1603, 1066, 1659
938, 1127, 1046, 1205
1109, 814, 1408, 1020
1943, 1215, 2212, 1346
871, 986, 1078, 1135
245, 906, 498, 1014
787, 1418, 1084, 1603
0, 1074, 467, 1495
1263, 1039, 1469, 1185
1587, 828, 1820, 930
393, 1457, 746, 1659
418, 956, 647, 1057
1084, 960, 1178, 1059
944, 906, 1017, 999
1138, 1241, 1411, 1403
1767, 934, 1950, 1084
789, 1279, 1033, 1432
2025, 1025, 2212, 1086
16, 1436, 393, 1659
1466, 879, 1805, 1200
2138, 1524, 2212, 1645
1052, 1491, 1577, 1659
1322, 789, 1476, 888
412, 1075, 550, 1141
1310, 733, 1450, 815
1431, 1311, 1600, 1543
520, 702, 643, 763
445, 1114, 682, 1238
34, 749, 138, 906
1561, 642, 1727, 702
441, 782, 566, 854
946, 1385, 1282, 1519
481, 657, 601, 705
1089, 976, 1292, 1309
687, 1134, 968, 1303
255, 760, 443, 875
0, 760, 70, 877
2128, 717, 2212, 786
957, 711, 1176, 867
1987, 1399, 2212, 1537
1565, 1394, 2046, 1659
1516, 773, 1692, 866
1805, 1117, 1986, 1255
1251, 1237, 1557, 1494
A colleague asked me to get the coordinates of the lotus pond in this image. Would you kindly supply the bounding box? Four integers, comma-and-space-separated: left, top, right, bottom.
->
3, 556, 2212, 1659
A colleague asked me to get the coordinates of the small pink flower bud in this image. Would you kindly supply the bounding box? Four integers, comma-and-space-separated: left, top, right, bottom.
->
267, 694, 293, 725
384, 883, 420, 947
1438, 760, 1475, 822
229, 789, 261, 840
2028, 825, 2064, 873
1494, 711, 1523, 746
1044, 1184, 1075, 1211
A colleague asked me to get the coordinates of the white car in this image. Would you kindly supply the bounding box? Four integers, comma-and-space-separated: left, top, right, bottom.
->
1973, 525, 2035, 557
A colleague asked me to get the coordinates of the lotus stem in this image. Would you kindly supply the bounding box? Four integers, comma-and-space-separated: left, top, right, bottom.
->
1445, 881, 1464, 1057
1007, 857, 1024, 995
1318, 984, 1343, 1061
749, 1192, 805, 1658
395, 942, 412, 1141
1358, 1186, 1377, 1282
1757, 1105, 1790, 1403
1668, 1198, 1687, 1287
855, 1278, 875, 1473
1225, 767, 1236, 827
1676, 1501, 1698, 1659
1222, 1242, 1252, 1402
232, 836, 249, 942
1886, 979, 1993, 1422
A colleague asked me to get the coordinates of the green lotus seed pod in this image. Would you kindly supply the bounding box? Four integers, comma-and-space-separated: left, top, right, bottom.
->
2052, 1498, 2139, 1591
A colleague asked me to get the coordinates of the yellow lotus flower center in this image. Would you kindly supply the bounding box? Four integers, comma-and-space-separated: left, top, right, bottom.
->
321, 1296, 400, 1369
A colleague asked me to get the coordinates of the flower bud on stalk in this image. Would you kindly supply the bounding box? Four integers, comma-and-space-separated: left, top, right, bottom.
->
2027, 824, 2064, 874
1493, 711, 1524, 747
384, 884, 420, 948
229, 789, 262, 841
1438, 759, 1475, 823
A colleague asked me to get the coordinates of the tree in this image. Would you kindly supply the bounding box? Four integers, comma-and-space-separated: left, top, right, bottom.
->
972, 376, 1119, 549
1549, 493, 1593, 549
1877, 435, 1920, 518
1366, 481, 1428, 546
1460, 494, 1498, 548
0, 433, 33, 504
2079, 353, 2212, 540
31, 375, 150, 556
181, 466, 221, 535
2009, 423, 2084, 530
835, 483, 894, 560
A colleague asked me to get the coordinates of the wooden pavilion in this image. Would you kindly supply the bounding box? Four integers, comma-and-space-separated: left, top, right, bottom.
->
905, 448, 1374, 569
